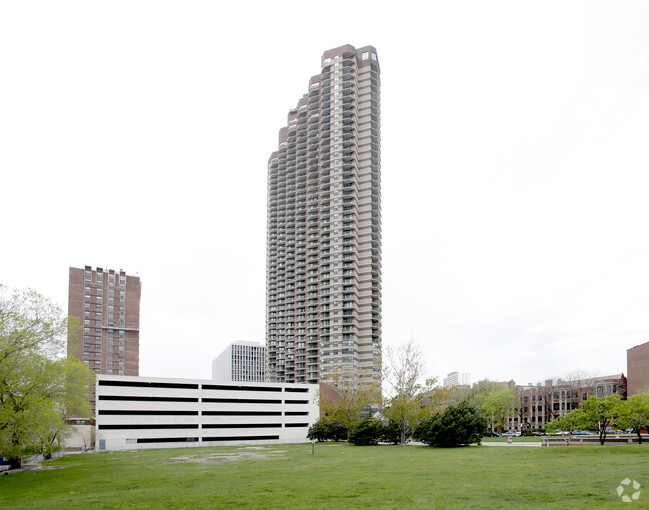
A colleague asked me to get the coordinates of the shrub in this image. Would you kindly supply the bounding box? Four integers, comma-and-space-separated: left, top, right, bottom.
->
307, 419, 348, 442
414, 404, 487, 447
307, 420, 329, 442
326, 422, 348, 441
381, 420, 402, 444
348, 417, 383, 445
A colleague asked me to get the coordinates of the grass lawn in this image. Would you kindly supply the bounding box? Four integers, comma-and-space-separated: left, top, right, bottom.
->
1, 443, 647, 509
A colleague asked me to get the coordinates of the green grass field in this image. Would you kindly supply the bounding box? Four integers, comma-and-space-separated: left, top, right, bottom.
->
1, 443, 647, 509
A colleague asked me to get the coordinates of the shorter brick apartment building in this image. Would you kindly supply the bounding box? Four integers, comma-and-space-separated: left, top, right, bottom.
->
507, 373, 627, 430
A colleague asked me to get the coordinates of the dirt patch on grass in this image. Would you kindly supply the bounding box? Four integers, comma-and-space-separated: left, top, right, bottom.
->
165, 450, 289, 465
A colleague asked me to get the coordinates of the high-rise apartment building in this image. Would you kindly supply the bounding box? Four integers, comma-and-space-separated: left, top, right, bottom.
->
212, 341, 266, 382
266, 44, 381, 385
68, 266, 141, 377
443, 372, 471, 387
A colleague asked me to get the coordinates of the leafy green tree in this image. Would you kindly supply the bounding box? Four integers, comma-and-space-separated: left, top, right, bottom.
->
307, 419, 348, 442
414, 403, 487, 447
451, 379, 503, 408
0, 286, 95, 468
382, 338, 447, 446
580, 394, 622, 445
348, 417, 383, 446
381, 420, 401, 445
326, 421, 348, 441
319, 371, 380, 431
545, 409, 586, 444
480, 387, 517, 434
307, 420, 329, 442
615, 392, 649, 444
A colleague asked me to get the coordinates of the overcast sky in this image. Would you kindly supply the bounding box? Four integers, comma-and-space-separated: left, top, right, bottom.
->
2, 1, 648, 386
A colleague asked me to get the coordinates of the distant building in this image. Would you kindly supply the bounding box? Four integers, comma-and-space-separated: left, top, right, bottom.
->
68, 266, 141, 377
512, 374, 627, 430
95, 375, 317, 451
443, 372, 471, 387
627, 341, 649, 396
212, 341, 266, 382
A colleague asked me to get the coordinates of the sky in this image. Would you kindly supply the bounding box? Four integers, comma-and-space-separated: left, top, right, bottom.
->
1, 1, 648, 386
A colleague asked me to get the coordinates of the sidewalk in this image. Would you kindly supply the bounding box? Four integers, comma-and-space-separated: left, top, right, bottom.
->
480, 441, 542, 447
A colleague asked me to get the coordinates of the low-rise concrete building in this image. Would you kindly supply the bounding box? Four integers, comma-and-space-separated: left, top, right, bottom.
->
95, 375, 318, 451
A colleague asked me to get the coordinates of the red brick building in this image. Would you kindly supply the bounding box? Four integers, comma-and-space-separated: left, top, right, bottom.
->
627, 341, 649, 396
68, 266, 141, 378
509, 374, 627, 430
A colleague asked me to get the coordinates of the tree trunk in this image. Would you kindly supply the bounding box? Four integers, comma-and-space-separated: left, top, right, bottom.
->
8, 457, 21, 470
636, 428, 642, 444
599, 419, 609, 445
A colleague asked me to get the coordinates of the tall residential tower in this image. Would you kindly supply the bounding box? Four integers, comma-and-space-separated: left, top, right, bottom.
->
266, 45, 381, 385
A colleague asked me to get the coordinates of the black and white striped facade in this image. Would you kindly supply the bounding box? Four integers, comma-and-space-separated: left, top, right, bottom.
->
96, 375, 318, 451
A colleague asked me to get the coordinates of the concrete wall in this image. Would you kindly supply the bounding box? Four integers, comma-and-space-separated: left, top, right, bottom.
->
63, 424, 93, 452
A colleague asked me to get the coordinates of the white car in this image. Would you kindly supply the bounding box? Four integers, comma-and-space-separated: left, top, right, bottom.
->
503, 430, 521, 437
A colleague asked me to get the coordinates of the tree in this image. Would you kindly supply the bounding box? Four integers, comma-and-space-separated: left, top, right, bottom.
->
452, 379, 503, 408
307, 419, 348, 442
615, 392, 649, 444
381, 420, 401, 445
318, 370, 380, 432
382, 338, 443, 446
414, 403, 487, 447
580, 394, 622, 445
545, 408, 586, 444
480, 387, 517, 434
307, 419, 329, 442
348, 417, 383, 446
0, 286, 95, 468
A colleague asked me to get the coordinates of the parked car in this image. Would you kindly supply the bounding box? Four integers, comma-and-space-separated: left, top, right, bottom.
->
503, 430, 521, 437
572, 431, 596, 435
